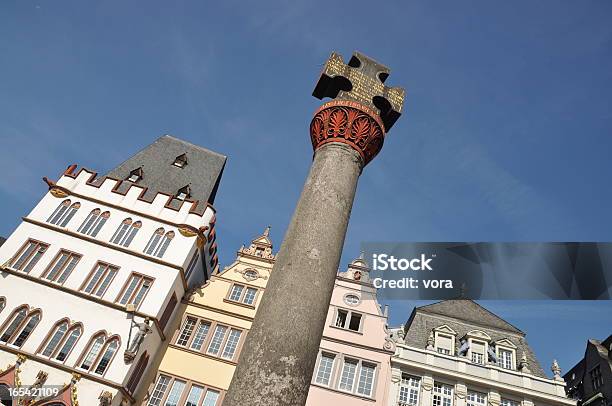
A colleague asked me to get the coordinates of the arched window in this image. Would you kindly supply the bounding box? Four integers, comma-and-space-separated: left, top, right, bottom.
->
110, 218, 141, 247
78, 209, 110, 237
47, 200, 80, 227
144, 229, 174, 258
39, 320, 82, 362
0, 306, 41, 347
78, 333, 120, 376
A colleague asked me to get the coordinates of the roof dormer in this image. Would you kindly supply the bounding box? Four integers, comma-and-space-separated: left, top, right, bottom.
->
173, 153, 188, 168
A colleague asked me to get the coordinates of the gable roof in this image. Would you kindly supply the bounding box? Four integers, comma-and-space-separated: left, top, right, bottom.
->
417, 299, 524, 334
104, 135, 226, 213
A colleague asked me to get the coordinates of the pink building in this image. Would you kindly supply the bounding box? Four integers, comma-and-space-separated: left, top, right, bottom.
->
306, 255, 395, 405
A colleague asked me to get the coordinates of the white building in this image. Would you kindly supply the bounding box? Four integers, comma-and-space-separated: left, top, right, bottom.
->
0, 135, 226, 406
387, 300, 574, 406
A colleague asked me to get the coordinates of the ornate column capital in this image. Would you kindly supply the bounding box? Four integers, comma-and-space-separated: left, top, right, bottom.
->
310, 100, 386, 166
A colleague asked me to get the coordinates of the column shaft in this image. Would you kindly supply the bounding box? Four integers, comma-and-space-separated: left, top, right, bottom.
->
223, 143, 363, 406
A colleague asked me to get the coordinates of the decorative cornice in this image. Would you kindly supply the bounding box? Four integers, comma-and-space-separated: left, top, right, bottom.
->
310, 100, 385, 166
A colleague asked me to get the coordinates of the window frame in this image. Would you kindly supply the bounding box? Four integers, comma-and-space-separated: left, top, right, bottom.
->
398, 374, 421, 406
433, 328, 456, 356
146, 372, 223, 406
432, 382, 454, 406
335, 356, 378, 398
75, 332, 121, 377
110, 218, 142, 247
80, 261, 120, 298
314, 351, 337, 387
225, 283, 259, 307
115, 272, 154, 310
36, 318, 83, 363
172, 314, 245, 362
9, 239, 49, 274
47, 200, 80, 227
78, 209, 110, 237
41, 249, 82, 285
0, 305, 42, 347
332, 307, 364, 333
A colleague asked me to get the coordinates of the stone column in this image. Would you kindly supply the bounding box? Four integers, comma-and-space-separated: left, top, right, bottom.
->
224, 51, 405, 406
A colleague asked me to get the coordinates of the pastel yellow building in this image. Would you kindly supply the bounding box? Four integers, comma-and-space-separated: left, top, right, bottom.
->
137, 228, 275, 406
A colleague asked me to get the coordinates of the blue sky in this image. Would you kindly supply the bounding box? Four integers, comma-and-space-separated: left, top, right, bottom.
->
1, 1, 611, 379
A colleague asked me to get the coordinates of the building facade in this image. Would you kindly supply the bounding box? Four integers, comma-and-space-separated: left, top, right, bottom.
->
0, 135, 225, 406
306, 255, 395, 406
388, 300, 573, 406
564, 335, 612, 406
138, 228, 276, 405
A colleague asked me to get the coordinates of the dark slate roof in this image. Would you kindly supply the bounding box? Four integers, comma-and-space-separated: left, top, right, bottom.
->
104, 135, 226, 213
418, 300, 524, 334
403, 299, 547, 378
0, 237, 5, 247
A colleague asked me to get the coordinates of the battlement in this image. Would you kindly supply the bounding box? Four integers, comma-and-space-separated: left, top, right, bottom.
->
46, 164, 215, 230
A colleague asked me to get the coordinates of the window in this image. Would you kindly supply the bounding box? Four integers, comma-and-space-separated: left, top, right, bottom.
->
127, 167, 143, 183
81, 262, 118, 298
315, 353, 335, 386
227, 284, 258, 306
500, 399, 519, 406
176, 185, 191, 201
175, 315, 243, 361
202, 390, 220, 406
471, 340, 485, 365
43, 250, 81, 284
356, 362, 376, 397
590, 365, 603, 389
433, 383, 453, 406
39, 320, 82, 362
498, 348, 513, 369
207, 325, 228, 356
338, 358, 358, 392
334, 309, 362, 332
126, 352, 149, 393
165, 379, 186, 406
0, 307, 41, 347
344, 294, 360, 306
110, 218, 141, 247
173, 153, 188, 168
467, 391, 486, 406
190, 321, 211, 351
244, 269, 258, 280
0, 297, 4, 313
78, 209, 110, 237
47, 200, 80, 227
398, 375, 421, 406
436, 334, 453, 355
10, 239, 49, 273
176, 317, 197, 347
147, 374, 220, 406
144, 228, 174, 258
221, 329, 242, 360
78, 334, 119, 375
148, 375, 171, 406
185, 251, 200, 280
185, 385, 204, 406
117, 274, 153, 309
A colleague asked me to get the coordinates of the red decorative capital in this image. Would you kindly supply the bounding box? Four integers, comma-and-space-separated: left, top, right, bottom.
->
310, 100, 386, 166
